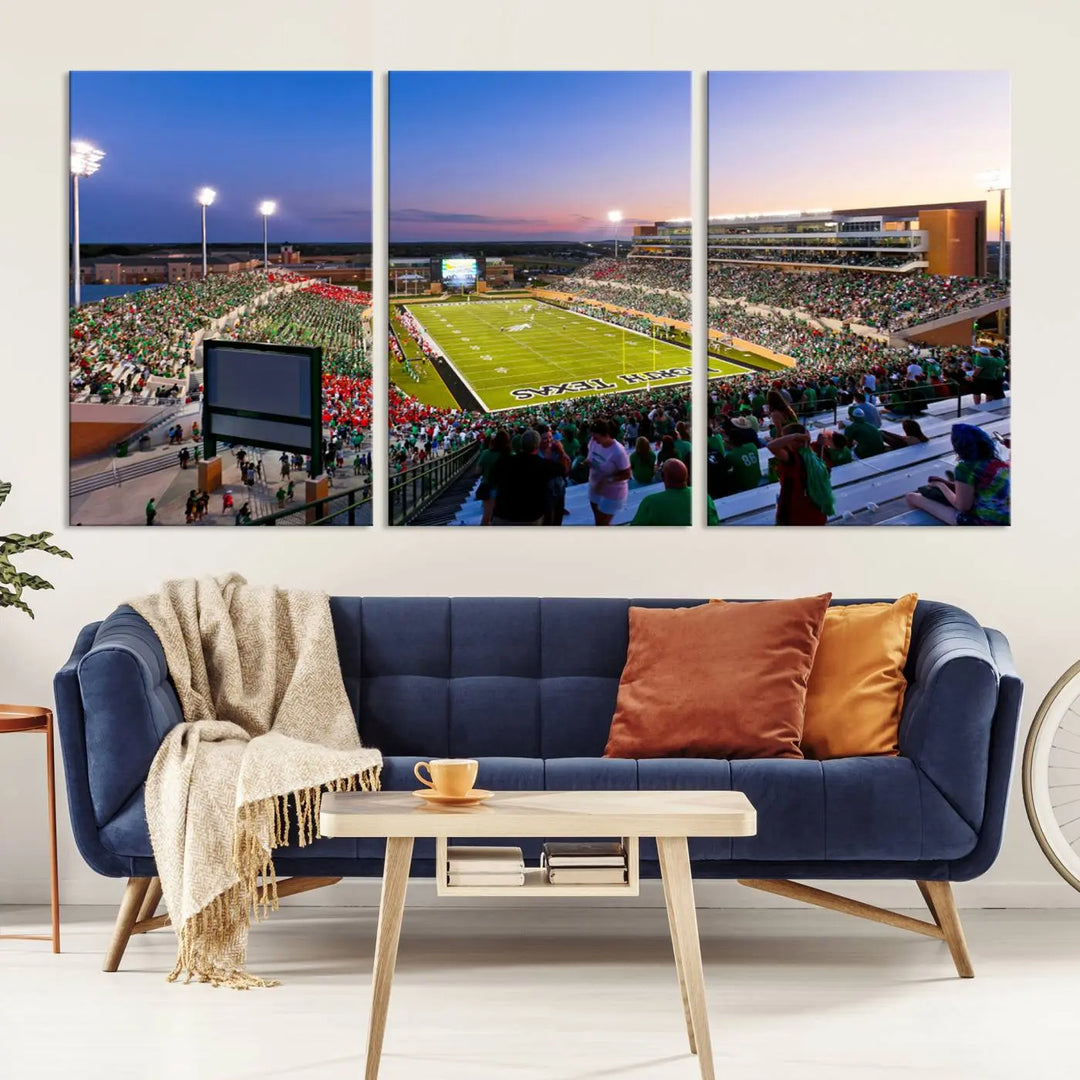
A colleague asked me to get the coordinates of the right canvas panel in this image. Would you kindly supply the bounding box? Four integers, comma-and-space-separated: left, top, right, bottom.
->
706, 72, 1011, 527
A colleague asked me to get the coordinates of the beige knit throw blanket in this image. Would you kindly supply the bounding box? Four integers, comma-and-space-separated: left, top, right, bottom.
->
129, 573, 381, 989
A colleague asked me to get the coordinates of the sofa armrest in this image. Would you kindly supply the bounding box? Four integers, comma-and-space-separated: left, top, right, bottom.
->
54, 619, 133, 877
942, 627, 1024, 880
899, 602, 1001, 833
73, 606, 183, 828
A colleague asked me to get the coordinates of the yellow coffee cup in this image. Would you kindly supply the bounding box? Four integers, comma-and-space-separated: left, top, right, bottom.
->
414, 758, 479, 797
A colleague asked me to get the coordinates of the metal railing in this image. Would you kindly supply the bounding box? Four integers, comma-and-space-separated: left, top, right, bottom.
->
714, 380, 971, 429
804, 381, 967, 424
242, 476, 372, 526
388, 440, 483, 526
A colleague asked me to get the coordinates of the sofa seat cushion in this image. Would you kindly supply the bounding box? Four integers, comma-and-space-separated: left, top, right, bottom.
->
99, 786, 361, 860
730, 757, 976, 862
98, 755, 977, 868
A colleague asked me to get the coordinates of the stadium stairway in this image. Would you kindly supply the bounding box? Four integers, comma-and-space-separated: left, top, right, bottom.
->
409, 467, 489, 526
69, 450, 182, 499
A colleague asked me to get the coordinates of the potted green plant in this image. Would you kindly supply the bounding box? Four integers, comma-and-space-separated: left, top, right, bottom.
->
0, 481, 73, 618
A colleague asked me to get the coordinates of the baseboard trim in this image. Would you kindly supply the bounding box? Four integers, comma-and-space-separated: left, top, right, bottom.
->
3, 877, 1080, 909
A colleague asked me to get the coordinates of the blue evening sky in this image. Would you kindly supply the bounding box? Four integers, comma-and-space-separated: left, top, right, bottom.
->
70, 71, 372, 243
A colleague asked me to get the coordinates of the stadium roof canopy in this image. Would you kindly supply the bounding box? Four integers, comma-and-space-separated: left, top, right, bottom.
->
832, 200, 987, 218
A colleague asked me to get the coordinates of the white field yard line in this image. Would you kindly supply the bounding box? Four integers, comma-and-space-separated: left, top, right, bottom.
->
708, 362, 744, 377
423, 300, 604, 401
402, 303, 494, 412
428, 298, 688, 379
411, 300, 724, 413
545, 299, 691, 349
438, 300, 601, 393
442, 301, 694, 399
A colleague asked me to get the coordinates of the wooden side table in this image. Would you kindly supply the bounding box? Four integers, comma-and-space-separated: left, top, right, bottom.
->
0, 705, 60, 953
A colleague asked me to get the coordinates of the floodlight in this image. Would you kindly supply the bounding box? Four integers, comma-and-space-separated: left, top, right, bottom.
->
976, 171, 1010, 283
70, 140, 105, 308
977, 170, 1010, 191
197, 187, 217, 207
607, 209, 623, 223
259, 201, 277, 270
70, 140, 105, 178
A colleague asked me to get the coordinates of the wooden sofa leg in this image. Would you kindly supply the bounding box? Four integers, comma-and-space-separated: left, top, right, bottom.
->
738, 878, 975, 979
918, 880, 974, 978
137, 878, 163, 924
103, 877, 151, 972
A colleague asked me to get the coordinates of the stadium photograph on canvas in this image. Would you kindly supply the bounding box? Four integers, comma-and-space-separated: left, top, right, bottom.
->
705, 71, 1011, 527
387, 71, 693, 527
68, 71, 374, 527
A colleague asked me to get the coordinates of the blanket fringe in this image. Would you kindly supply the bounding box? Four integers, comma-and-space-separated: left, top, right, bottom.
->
170, 764, 381, 987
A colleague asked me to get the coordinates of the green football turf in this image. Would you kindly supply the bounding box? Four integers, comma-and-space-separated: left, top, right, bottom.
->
401, 299, 743, 412
710, 346, 789, 374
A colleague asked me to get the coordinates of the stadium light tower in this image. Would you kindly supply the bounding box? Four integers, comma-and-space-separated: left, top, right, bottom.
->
197, 187, 216, 278
70, 140, 105, 308
258, 200, 277, 270
607, 209, 623, 260
977, 170, 1010, 281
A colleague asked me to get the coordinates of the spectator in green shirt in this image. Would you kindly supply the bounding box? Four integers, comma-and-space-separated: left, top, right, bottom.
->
843, 405, 886, 458
629, 437, 657, 485
476, 428, 511, 526
560, 424, 580, 462
972, 348, 1007, 403
814, 429, 853, 469
724, 417, 764, 491
673, 421, 692, 463
631, 459, 719, 526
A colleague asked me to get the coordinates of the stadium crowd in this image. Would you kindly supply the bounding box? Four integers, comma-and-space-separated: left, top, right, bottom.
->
388, 256, 1008, 525
219, 282, 376, 450
568, 256, 1009, 332
69, 270, 309, 402
545, 260, 1010, 413
389, 376, 696, 524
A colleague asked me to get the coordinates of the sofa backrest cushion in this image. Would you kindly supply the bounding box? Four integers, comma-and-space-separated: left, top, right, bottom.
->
330, 597, 708, 758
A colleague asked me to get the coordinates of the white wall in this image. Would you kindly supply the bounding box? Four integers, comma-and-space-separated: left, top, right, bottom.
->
2, 0, 1078, 911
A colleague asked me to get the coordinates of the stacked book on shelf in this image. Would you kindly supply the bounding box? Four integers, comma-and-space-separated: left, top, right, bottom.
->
541, 841, 628, 885
446, 846, 525, 887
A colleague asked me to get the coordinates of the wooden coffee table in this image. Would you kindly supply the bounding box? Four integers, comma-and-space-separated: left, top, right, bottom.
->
320, 789, 756, 1080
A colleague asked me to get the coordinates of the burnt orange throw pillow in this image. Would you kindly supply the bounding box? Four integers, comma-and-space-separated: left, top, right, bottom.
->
799, 594, 918, 759
604, 595, 832, 760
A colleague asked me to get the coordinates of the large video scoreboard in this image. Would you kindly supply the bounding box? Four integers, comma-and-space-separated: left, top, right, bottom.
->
429, 256, 486, 287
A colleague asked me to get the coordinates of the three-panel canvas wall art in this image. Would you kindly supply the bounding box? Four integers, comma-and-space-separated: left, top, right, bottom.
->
69, 70, 1010, 529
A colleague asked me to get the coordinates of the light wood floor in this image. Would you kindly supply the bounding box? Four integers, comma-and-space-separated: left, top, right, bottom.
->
2, 904, 1079, 1079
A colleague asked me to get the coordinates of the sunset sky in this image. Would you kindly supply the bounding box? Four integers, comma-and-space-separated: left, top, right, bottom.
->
70, 72, 372, 243
709, 71, 1011, 239
69, 70, 1010, 245
389, 71, 690, 243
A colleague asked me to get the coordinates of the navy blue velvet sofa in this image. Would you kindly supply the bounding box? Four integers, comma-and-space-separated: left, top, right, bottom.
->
54, 596, 1022, 975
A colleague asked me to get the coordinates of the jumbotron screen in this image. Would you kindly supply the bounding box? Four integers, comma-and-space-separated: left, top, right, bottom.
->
441, 257, 478, 287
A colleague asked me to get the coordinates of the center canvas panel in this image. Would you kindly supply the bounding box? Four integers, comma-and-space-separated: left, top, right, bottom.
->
388, 71, 693, 527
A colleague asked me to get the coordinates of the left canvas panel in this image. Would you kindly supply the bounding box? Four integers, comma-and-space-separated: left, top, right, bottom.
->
69, 71, 374, 526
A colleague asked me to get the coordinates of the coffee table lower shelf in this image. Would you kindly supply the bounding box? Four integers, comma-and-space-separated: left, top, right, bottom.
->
435, 834, 640, 897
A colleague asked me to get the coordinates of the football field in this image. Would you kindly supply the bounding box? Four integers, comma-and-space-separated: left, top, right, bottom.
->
401, 299, 743, 411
